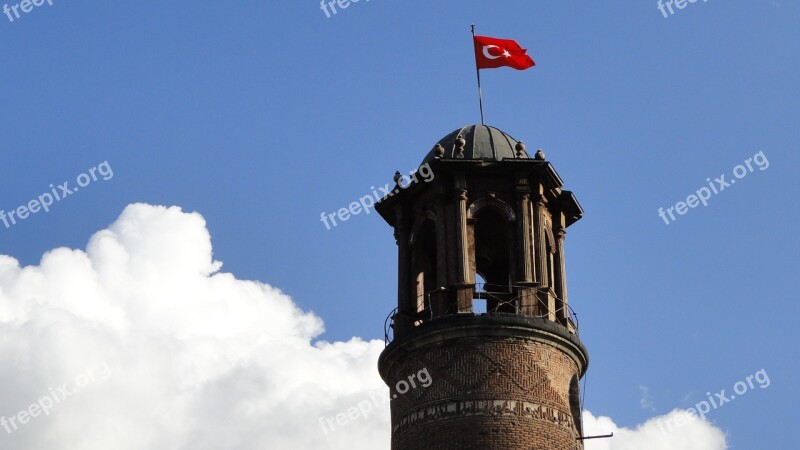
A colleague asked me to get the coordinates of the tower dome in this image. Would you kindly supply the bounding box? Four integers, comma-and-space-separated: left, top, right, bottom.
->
422, 124, 530, 164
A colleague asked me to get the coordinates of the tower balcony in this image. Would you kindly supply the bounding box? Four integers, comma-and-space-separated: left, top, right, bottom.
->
384, 282, 578, 346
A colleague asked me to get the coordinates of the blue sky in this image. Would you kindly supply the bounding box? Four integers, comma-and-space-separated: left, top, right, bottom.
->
1, 1, 797, 448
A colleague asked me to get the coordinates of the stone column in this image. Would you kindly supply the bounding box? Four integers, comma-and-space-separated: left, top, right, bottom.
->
516, 184, 533, 282
394, 206, 412, 335
554, 212, 569, 327
454, 177, 472, 312
532, 191, 549, 317
516, 183, 537, 316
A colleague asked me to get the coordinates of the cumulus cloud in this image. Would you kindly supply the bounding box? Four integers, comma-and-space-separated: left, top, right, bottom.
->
0, 203, 728, 450
0, 204, 388, 450
583, 409, 727, 450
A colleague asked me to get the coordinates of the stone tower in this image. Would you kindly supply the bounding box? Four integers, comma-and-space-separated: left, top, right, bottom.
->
376, 125, 589, 450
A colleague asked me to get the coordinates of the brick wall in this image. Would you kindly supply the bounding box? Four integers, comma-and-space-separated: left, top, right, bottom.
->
387, 337, 584, 450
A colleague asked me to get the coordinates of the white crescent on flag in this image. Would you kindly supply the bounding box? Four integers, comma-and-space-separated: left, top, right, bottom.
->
482, 45, 502, 60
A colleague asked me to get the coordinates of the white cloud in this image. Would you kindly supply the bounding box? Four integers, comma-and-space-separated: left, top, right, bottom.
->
0, 204, 388, 450
0, 203, 729, 450
583, 409, 727, 450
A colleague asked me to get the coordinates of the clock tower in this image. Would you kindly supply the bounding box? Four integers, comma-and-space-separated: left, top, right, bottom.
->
376, 125, 589, 450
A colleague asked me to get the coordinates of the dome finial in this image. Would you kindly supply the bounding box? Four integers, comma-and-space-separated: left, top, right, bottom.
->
455, 135, 466, 159
515, 141, 526, 158
534, 148, 545, 160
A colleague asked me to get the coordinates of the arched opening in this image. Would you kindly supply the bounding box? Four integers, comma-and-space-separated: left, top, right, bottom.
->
473, 207, 514, 313
412, 219, 438, 321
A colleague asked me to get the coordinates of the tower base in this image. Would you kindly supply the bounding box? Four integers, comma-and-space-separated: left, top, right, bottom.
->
378, 314, 589, 450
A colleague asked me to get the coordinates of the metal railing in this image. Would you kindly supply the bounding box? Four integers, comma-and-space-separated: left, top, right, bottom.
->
384, 306, 399, 345
383, 283, 579, 345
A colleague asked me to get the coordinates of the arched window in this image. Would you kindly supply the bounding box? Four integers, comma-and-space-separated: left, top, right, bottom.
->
473, 207, 514, 313
412, 219, 437, 320
474, 208, 509, 287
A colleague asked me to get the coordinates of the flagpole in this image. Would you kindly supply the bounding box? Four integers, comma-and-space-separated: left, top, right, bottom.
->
471, 24, 485, 125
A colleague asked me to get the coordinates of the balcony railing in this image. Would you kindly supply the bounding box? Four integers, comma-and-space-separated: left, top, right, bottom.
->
383, 283, 579, 345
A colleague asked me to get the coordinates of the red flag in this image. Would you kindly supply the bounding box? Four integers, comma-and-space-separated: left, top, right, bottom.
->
473, 35, 535, 70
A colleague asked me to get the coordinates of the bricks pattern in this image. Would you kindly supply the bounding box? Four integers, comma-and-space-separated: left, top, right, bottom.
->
387, 337, 583, 450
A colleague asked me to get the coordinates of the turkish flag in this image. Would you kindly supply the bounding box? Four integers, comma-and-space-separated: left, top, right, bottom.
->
473, 35, 535, 70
